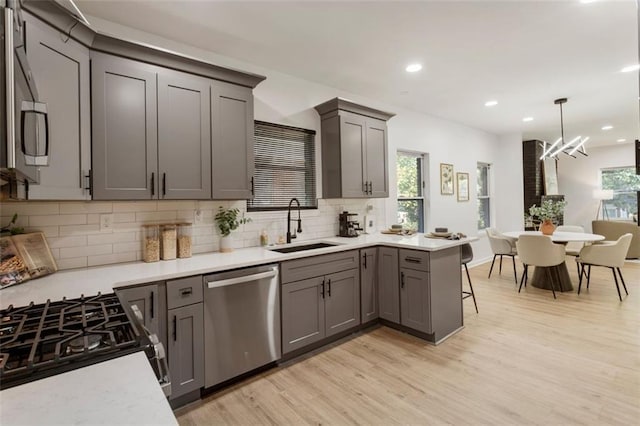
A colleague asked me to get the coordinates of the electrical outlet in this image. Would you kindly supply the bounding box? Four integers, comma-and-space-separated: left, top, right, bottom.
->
100, 214, 113, 231
194, 209, 203, 225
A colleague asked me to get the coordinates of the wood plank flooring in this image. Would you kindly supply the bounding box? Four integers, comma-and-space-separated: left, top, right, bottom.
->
176, 259, 640, 425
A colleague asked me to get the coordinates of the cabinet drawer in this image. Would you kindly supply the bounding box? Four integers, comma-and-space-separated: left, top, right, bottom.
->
167, 275, 203, 309
399, 249, 429, 272
281, 250, 359, 284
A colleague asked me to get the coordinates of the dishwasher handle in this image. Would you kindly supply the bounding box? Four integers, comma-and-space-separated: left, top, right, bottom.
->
206, 268, 278, 289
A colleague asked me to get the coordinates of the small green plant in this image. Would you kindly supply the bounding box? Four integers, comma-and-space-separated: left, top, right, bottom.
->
1, 213, 24, 236
214, 207, 251, 237
529, 199, 567, 223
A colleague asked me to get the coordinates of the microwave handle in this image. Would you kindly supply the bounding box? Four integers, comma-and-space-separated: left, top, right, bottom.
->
5, 8, 16, 168
20, 101, 49, 159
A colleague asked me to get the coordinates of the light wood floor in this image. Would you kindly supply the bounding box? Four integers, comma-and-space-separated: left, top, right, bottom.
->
176, 259, 640, 425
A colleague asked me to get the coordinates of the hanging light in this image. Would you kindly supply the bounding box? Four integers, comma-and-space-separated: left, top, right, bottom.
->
539, 97, 588, 160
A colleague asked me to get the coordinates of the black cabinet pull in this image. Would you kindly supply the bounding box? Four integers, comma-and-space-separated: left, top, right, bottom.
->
362, 181, 367, 194
369, 181, 373, 194
251, 176, 255, 195
173, 316, 177, 341
162, 173, 167, 197
320, 279, 325, 299
327, 279, 332, 297
150, 172, 155, 197
363, 252, 367, 269
401, 272, 405, 288
150, 291, 154, 319
180, 288, 193, 297
405, 257, 421, 264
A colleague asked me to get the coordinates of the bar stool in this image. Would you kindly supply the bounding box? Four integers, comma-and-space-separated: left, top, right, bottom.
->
461, 243, 478, 313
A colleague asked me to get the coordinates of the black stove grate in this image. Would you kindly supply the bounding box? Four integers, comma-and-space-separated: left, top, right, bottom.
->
0, 293, 147, 389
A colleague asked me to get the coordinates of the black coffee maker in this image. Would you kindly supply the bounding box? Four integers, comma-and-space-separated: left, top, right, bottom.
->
339, 212, 363, 237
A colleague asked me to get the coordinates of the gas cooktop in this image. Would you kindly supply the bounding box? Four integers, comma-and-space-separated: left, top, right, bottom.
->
0, 293, 149, 390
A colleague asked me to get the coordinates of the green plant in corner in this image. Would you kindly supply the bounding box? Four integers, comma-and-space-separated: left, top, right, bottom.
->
528, 199, 567, 224
214, 207, 251, 237
1, 213, 25, 236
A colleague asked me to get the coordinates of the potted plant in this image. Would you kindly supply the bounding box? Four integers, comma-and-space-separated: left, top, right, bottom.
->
214, 207, 251, 252
528, 199, 567, 235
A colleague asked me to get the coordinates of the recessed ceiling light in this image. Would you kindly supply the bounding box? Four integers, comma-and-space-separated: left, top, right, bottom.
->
522, 117, 534, 122
405, 63, 422, 73
485, 100, 498, 107
617, 138, 626, 143
621, 64, 640, 73
601, 125, 613, 130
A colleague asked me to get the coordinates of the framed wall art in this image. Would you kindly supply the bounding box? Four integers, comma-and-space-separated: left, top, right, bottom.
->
457, 172, 469, 201
440, 163, 454, 195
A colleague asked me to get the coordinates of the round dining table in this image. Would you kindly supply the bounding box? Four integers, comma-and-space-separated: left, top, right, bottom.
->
503, 231, 605, 292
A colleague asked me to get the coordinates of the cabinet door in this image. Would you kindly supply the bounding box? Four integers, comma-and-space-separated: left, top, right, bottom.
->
117, 284, 161, 343
360, 248, 378, 323
339, 112, 367, 198
365, 118, 389, 198
378, 247, 400, 323
400, 268, 431, 334
158, 71, 211, 199
282, 277, 325, 354
25, 13, 90, 200
91, 52, 158, 200
168, 303, 204, 400
325, 268, 361, 337
211, 82, 254, 199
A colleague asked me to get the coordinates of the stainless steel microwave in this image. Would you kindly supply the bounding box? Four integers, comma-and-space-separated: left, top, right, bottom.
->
1, 0, 49, 195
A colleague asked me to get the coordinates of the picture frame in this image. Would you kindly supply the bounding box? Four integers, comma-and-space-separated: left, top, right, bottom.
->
457, 172, 469, 201
440, 163, 454, 195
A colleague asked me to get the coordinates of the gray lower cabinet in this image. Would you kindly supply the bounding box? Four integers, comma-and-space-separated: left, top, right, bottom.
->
211, 82, 254, 199
158, 70, 211, 199
168, 303, 204, 399
360, 248, 379, 323
281, 276, 326, 353
315, 98, 394, 199
116, 283, 166, 351
378, 247, 400, 322
324, 269, 360, 337
24, 12, 91, 200
91, 52, 158, 200
400, 268, 431, 334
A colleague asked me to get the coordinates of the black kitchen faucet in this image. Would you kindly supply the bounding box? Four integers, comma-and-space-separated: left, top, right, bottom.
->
286, 198, 302, 243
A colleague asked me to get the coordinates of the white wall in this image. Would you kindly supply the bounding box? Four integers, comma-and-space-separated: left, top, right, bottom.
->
4, 16, 523, 268
558, 143, 636, 231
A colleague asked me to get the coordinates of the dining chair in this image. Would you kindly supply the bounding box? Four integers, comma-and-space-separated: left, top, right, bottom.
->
461, 243, 478, 313
516, 235, 566, 299
555, 225, 585, 276
485, 228, 518, 283
575, 233, 632, 301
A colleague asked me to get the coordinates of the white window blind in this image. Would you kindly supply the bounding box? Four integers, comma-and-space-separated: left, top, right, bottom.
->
248, 121, 317, 211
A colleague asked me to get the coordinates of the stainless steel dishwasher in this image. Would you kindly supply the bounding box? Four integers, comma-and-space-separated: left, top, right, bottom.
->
203, 264, 281, 388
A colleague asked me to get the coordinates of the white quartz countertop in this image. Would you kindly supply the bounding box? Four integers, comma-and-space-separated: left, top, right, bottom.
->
0, 351, 177, 426
0, 233, 475, 310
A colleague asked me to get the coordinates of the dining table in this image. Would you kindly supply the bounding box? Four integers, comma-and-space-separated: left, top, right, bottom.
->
503, 231, 605, 292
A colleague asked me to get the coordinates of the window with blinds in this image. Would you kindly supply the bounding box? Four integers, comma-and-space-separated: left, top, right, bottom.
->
247, 121, 317, 211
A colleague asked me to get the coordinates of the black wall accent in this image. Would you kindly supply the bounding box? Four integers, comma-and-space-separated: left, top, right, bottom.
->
522, 140, 545, 215
635, 139, 639, 175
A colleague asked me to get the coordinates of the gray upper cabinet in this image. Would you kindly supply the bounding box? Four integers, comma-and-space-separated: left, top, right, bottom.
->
211, 82, 254, 199
158, 71, 211, 199
24, 13, 91, 200
378, 247, 400, 323
315, 98, 394, 199
360, 248, 378, 323
324, 268, 360, 337
91, 52, 158, 200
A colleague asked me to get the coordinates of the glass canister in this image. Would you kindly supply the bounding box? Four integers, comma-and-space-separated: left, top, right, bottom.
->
160, 223, 177, 260
177, 223, 193, 258
142, 224, 160, 263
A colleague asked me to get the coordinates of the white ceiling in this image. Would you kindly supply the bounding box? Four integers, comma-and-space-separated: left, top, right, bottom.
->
76, 0, 640, 148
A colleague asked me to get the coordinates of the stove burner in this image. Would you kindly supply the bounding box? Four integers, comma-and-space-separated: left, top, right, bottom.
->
67, 334, 102, 354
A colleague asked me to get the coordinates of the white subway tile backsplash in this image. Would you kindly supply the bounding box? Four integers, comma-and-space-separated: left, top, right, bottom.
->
112, 201, 157, 213
47, 236, 88, 249
29, 214, 87, 227
113, 213, 136, 223
56, 257, 88, 270
59, 202, 113, 214
59, 224, 102, 236
25, 226, 59, 238
60, 244, 112, 259
157, 201, 197, 211
1, 202, 59, 216
112, 242, 141, 253
88, 252, 138, 267
135, 211, 177, 223
87, 232, 136, 245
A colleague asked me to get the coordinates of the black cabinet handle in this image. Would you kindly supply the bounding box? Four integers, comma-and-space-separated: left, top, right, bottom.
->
150, 291, 154, 319
405, 257, 421, 264
401, 272, 405, 288
150, 172, 155, 197
162, 173, 167, 197
362, 181, 367, 194
369, 181, 373, 195
251, 176, 255, 195
173, 316, 177, 341
180, 288, 193, 297
320, 279, 325, 299
363, 252, 367, 269
327, 279, 331, 297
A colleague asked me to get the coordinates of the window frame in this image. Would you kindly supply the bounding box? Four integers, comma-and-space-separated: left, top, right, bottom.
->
600, 166, 640, 220
396, 150, 426, 232
477, 162, 491, 230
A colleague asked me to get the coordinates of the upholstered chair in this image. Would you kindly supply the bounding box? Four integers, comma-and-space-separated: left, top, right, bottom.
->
485, 228, 518, 283
555, 225, 585, 276
516, 235, 566, 299
576, 233, 632, 301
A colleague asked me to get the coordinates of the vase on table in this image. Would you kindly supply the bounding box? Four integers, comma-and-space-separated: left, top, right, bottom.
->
540, 219, 555, 236
220, 235, 233, 253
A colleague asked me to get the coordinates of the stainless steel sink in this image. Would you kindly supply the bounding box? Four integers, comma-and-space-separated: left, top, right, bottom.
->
269, 242, 339, 254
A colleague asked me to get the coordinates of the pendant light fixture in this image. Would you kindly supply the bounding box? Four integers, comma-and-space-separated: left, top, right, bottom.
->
539, 97, 589, 160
